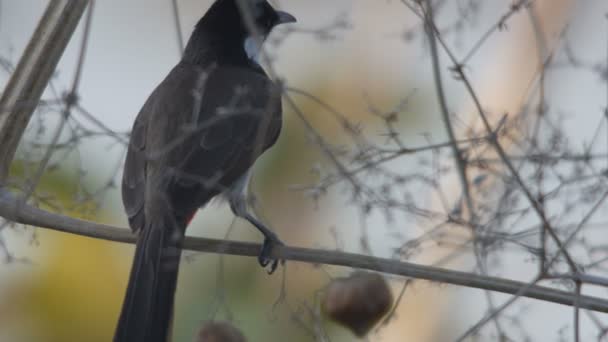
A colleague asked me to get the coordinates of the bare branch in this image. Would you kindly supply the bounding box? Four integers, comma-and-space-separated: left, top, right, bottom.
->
1, 188, 607, 314
0, 0, 90, 184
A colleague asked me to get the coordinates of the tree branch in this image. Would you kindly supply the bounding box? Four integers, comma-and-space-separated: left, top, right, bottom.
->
0, 0, 90, 184
1, 189, 607, 314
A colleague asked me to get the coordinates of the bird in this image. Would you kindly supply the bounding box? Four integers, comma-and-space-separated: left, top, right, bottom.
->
114, 1, 295, 341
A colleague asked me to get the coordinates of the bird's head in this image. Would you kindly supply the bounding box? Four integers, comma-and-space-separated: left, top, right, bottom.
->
241, 0, 296, 35
188, 0, 295, 64
202, 0, 295, 40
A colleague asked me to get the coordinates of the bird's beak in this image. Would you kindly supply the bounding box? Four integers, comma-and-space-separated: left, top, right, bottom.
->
276, 11, 296, 25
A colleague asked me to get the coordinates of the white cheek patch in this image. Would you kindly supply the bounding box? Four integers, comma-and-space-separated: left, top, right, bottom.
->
244, 36, 261, 63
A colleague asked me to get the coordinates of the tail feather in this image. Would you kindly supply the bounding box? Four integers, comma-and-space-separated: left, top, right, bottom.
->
114, 217, 184, 342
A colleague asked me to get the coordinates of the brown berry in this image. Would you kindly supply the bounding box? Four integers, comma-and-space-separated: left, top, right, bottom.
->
196, 321, 247, 342
322, 272, 393, 337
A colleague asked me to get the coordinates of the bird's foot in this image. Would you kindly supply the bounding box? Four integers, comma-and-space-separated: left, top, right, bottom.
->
238, 211, 284, 273
258, 232, 284, 274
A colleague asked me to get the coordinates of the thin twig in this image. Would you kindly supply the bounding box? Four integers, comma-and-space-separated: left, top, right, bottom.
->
574, 281, 581, 342
170, 0, 184, 55
424, 6, 580, 272
422, 1, 475, 222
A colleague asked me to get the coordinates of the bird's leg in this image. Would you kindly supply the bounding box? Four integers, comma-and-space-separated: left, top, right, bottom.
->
227, 172, 283, 273
241, 211, 283, 273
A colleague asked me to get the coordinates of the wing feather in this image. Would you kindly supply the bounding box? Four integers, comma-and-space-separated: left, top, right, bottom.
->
121, 62, 282, 231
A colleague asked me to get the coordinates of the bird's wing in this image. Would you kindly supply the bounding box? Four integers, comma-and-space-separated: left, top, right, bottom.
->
121, 62, 282, 231
122, 101, 148, 232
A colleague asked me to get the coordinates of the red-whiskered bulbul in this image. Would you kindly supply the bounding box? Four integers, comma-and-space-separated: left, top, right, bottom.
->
115, 1, 295, 340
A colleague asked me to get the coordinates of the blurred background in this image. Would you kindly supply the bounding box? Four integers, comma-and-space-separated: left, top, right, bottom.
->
1, 0, 608, 341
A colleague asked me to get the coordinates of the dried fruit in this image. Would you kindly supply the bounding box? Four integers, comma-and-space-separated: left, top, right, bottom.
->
196, 321, 247, 342
322, 272, 393, 337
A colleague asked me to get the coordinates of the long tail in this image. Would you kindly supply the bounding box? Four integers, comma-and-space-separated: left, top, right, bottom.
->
114, 216, 184, 342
